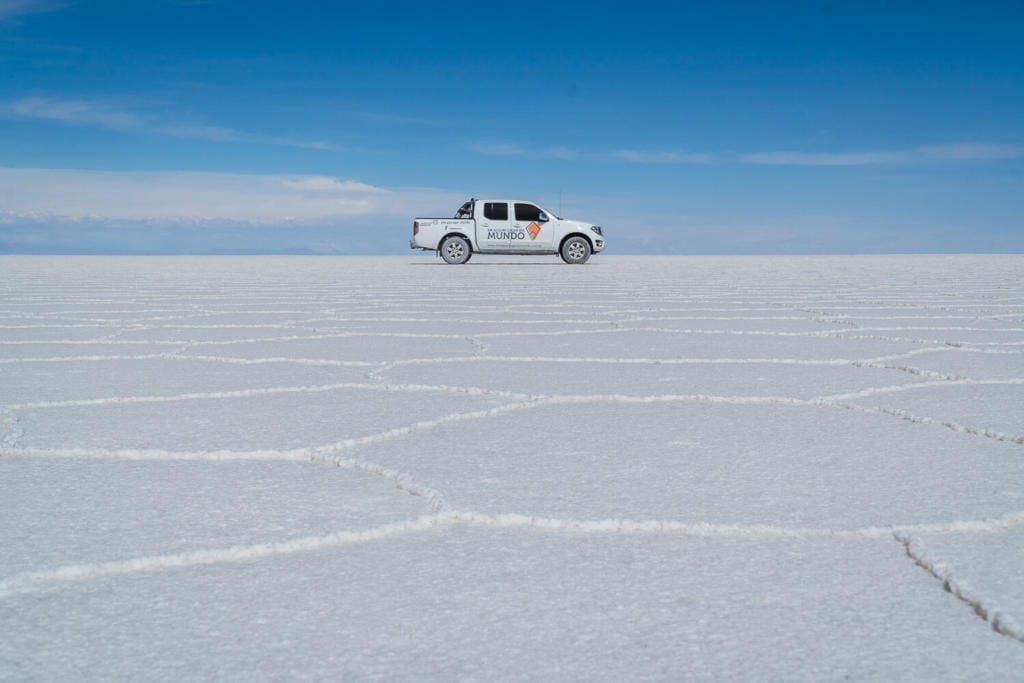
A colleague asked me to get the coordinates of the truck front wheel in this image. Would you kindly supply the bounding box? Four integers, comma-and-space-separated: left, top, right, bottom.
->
440, 236, 471, 264
560, 236, 591, 264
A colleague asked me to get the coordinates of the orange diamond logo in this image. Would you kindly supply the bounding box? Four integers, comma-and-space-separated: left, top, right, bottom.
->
527, 222, 541, 240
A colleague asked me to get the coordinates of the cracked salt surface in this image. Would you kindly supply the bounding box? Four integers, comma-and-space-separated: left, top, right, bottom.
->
351, 401, 1024, 526
384, 356, 928, 399
850, 383, 1024, 440
2, 531, 1023, 680
900, 347, 1024, 381
0, 458, 430, 576
0, 358, 372, 405
9, 387, 506, 452
919, 528, 1024, 641
2, 254, 1024, 679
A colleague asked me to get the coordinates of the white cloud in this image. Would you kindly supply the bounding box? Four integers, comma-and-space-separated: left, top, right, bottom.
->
612, 150, 710, 164
471, 142, 710, 164
155, 124, 243, 142
474, 140, 1024, 167
281, 177, 386, 193
918, 143, 1024, 161
1, 96, 336, 151
470, 142, 526, 157
6, 97, 142, 130
0, 168, 462, 224
742, 144, 1024, 166
740, 151, 902, 166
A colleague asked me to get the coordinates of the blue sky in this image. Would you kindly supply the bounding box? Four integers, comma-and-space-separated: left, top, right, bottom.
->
1, 0, 1022, 254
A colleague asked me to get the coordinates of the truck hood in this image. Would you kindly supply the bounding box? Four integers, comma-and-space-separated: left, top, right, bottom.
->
559, 219, 593, 231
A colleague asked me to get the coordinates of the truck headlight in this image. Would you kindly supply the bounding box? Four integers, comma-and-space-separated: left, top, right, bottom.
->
590, 225, 603, 236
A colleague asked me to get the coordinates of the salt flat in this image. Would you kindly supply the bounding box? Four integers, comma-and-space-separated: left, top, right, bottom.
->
1, 254, 1023, 680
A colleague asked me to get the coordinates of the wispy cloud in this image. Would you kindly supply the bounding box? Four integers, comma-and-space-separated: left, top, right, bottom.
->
741, 143, 1024, 166
473, 140, 1024, 167
0, 168, 461, 224
741, 150, 905, 166
1, 96, 336, 151
0, 0, 64, 21
916, 143, 1024, 161
543, 146, 581, 161
6, 97, 141, 130
280, 177, 386, 193
470, 142, 526, 157
156, 123, 336, 150
471, 142, 710, 164
612, 150, 711, 164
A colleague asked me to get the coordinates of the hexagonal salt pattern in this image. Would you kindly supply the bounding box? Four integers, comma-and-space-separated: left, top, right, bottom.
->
2, 255, 1023, 679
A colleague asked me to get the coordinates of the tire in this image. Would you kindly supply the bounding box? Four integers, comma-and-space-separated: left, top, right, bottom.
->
560, 236, 591, 264
439, 236, 471, 264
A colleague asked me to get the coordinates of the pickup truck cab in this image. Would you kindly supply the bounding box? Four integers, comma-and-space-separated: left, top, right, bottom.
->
410, 199, 605, 264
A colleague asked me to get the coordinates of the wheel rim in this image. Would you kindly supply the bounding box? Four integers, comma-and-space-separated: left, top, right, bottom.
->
567, 241, 586, 261
446, 242, 464, 260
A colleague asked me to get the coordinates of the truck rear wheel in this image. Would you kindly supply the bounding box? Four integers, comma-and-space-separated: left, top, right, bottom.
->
560, 236, 591, 264
440, 236, 471, 264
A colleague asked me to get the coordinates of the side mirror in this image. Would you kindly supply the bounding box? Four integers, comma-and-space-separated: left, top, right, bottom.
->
538, 212, 549, 222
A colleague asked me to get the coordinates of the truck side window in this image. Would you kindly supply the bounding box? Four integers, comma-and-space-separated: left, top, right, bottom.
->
514, 203, 543, 222
484, 202, 508, 221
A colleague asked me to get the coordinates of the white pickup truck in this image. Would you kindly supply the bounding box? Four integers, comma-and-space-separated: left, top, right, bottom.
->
410, 199, 605, 264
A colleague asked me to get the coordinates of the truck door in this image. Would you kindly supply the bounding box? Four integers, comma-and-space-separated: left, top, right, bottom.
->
476, 201, 512, 251
512, 202, 555, 251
